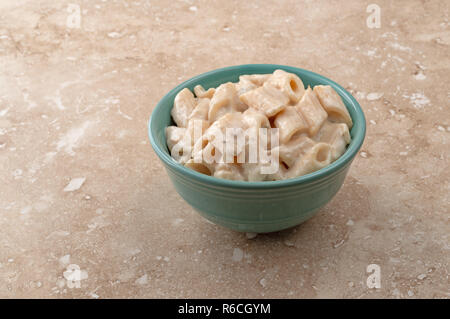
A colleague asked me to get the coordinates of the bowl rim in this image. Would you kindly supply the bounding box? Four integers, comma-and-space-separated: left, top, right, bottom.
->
148, 64, 366, 189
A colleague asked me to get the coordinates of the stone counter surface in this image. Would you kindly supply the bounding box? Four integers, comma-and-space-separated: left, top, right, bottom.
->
0, 0, 448, 298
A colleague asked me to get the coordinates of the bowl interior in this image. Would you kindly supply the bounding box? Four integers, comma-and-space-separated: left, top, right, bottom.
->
149, 64, 366, 188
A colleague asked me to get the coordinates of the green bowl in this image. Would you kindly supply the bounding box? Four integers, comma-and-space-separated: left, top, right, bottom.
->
148, 64, 366, 233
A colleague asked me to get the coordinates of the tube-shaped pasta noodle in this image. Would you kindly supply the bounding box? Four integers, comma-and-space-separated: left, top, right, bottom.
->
205, 113, 248, 160
165, 126, 186, 152
239, 84, 289, 117
270, 166, 287, 181
191, 113, 246, 165
185, 159, 212, 176
207, 112, 248, 133
235, 77, 258, 96
171, 88, 197, 127
185, 119, 209, 147
295, 87, 328, 136
208, 82, 247, 122
313, 85, 353, 128
171, 120, 209, 164
191, 138, 224, 166
242, 108, 271, 129
273, 106, 309, 144
169, 136, 191, 164
315, 122, 351, 160
241, 161, 278, 182
239, 74, 271, 86
170, 119, 209, 164
275, 134, 316, 168
189, 98, 210, 121
285, 142, 332, 178
265, 69, 305, 104
194, 85, 215, 99
213, 163, 245, 181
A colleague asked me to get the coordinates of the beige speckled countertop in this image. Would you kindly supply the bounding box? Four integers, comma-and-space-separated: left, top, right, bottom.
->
0, 0, 449, 299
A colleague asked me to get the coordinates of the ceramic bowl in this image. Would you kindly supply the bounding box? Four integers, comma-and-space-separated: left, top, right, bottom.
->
148, 64, 366, 233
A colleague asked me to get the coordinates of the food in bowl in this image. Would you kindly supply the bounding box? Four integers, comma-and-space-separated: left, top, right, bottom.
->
165, 69, 353, 182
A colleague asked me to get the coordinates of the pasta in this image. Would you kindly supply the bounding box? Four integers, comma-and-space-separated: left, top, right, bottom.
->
273, 106, 308, 144
295, 87, 328, 136
208, 82, 247, 122
314, 121, 351, 161
239, 83, 290, 117
275, 134, 316, 168
168, 119, 209, 164
194, 85, 215, 99
265, 69, 305, 103
284, 143, 332, 178
213, 163, 245, 181
166, 69, 352, 181
171, 88, 197, 128
185, 159, 212, 176
313, 85, 353, 128
189, 98, 210, 121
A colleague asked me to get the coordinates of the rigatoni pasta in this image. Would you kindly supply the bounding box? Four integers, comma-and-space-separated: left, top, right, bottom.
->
273, 106, 309, 144
239, 84, 290, 117
194, 85, 215, 99
284, 142, 332, 178
265, 69, 305, 104
171, 88, 197, 128
295, 87, 328, 136
166, 69, 352, 181
313, 85, 353, 128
